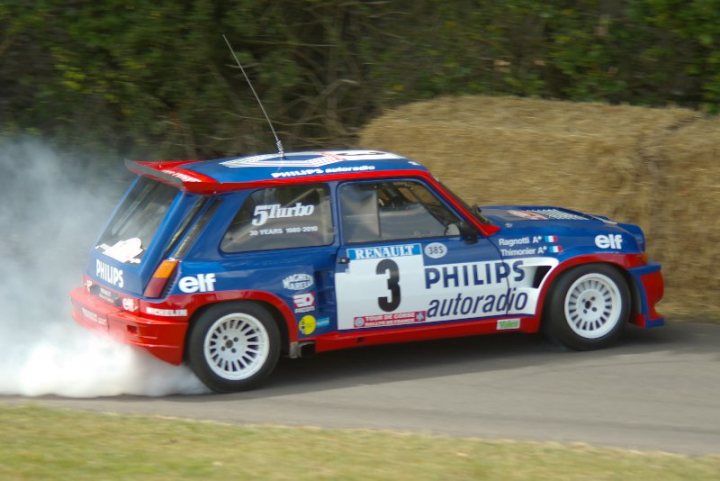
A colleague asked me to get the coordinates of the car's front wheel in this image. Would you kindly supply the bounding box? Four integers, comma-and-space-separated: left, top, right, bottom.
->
187, 302, 281, 392
543, 264, 630, 350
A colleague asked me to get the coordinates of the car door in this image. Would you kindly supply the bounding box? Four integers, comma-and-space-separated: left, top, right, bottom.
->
334, 179, 513, 331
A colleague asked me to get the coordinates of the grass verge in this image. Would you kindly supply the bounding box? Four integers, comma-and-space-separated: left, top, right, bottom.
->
1, 404, 718, 481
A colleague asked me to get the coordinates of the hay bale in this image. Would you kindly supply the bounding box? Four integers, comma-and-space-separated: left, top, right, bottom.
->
359, 95, 714, 318
657, 119, 720, 317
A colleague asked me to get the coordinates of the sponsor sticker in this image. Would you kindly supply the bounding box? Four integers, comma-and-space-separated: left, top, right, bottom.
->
497, 318, 521, 330
145, 307, 188, 317
293, 292, 315, 313
299, 315, 317, 335
528, 209, 587, 220
162, 169, 201, 183
178, 274, 216, 293
595, 234, 623, 249
96, 259, 124, 288
509, 209, 587, 221
427, 288, 529, 318
99, 238, 143, 264
424, 259, 526, 289
81, 307, 108, 327
348, 243, 421, 260
283, 273, 314, 291
508, 210, 547, 220
316, 317, 330, 329
424, 242, 448, 259
122, 298, 138, 312
269, 164, 377, 178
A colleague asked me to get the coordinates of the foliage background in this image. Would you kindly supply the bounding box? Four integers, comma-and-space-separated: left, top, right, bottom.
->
2, 0, 720, 159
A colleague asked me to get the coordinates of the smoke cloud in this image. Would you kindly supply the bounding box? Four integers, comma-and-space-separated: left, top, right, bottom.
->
0, 140, 207, 397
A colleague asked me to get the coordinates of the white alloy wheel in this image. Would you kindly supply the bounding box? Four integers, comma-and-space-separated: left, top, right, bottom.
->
563, 272, 622, 339
203, 312, 271, 380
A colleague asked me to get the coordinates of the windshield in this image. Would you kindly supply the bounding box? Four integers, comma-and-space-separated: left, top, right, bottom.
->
437, 180, 494, 225
97, 177, 178, 263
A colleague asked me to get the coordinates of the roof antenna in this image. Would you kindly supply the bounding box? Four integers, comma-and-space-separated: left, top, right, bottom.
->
222, 34, 284, 157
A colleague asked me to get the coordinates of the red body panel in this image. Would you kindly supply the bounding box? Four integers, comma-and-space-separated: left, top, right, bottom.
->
311, 316, 537, 354
633, 267, 665, 327
70, 285, 299, 365
70, 287, 188, 365
72, 251, 664, 364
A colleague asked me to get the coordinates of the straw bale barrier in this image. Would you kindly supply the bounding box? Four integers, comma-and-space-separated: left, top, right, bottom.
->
359, 96, 718, 319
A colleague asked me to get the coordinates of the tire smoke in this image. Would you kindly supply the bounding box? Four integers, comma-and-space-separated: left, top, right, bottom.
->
0, 140, 207, 397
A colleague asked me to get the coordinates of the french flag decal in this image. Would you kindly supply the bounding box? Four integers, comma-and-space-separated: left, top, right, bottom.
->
544, 235, 558, 243
550, 245, 563, 253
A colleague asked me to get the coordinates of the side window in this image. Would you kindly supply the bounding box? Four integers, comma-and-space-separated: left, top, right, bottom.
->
340, 181, 463, 243
221, 183, 333, 252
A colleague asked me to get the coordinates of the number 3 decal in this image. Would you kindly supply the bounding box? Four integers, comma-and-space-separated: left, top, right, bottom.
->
376, 259, 401, 312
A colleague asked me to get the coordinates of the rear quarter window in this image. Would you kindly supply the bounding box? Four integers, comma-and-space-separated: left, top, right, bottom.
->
221, 183, 333, 252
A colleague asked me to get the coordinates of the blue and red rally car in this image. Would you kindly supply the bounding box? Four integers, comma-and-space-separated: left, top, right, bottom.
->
70, 150, 664, 392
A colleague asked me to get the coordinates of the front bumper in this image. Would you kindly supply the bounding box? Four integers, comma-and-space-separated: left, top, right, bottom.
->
70, 287, 188, 364
628, 262, 665, 328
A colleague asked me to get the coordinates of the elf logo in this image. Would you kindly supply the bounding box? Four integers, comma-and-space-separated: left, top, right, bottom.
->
595, 234, 623, 250
178, 273, 217, 293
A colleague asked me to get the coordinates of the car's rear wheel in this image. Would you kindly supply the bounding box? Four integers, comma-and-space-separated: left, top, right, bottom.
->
187, 302, 281, 392
543, 264, 630, 350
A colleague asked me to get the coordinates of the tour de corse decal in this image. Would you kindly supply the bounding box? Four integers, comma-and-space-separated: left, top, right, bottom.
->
335, 243, 559, 330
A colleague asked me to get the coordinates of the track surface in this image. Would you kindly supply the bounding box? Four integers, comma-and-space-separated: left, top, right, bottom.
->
4, 322, 720, 454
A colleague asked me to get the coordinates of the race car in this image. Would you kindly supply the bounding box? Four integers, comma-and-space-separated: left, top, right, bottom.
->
70, 150, 664, 392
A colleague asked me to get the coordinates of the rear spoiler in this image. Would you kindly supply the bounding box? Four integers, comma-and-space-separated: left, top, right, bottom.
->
124, 159, 219, 194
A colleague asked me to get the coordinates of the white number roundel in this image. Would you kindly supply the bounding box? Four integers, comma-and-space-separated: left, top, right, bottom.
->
424, 242, 447, 259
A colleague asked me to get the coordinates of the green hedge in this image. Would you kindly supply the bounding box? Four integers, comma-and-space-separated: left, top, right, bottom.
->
2, 1, 720, 159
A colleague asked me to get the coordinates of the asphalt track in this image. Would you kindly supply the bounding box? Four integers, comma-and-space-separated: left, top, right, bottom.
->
4, 322, 720, 454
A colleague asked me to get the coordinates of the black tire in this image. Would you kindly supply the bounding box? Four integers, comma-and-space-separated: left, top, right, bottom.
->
187, 302, 281, 393
542, 264, 630, 350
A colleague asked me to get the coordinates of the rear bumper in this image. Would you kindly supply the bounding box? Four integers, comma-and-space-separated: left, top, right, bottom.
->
70, 287, 188, 364
628, 263, 665, 328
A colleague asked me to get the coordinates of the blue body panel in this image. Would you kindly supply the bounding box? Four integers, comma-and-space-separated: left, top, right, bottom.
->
85, 154, 662, 338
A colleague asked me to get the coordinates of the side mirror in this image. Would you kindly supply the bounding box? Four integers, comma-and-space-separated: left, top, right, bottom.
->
459, 222, 478, 244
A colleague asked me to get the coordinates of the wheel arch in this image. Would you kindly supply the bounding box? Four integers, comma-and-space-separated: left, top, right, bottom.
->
182, 291, 298, 362
535, 256, 639, 328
